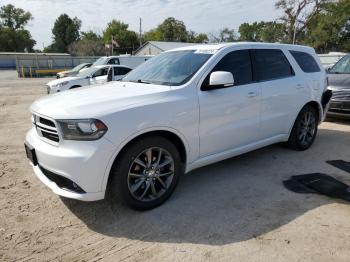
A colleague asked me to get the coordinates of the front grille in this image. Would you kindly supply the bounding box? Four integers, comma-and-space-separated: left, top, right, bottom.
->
33, 114, 60, 143
331, 90, 350, 101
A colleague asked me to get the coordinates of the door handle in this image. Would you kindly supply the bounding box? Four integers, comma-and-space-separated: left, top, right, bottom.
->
247, 91, 258, 98
296, 84, 304, 89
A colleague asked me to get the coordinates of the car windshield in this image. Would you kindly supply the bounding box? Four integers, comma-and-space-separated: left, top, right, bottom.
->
72, 63, 88, 71
330, 55, 350, 74
76, 66, 100, 78
122, 50, 212, 86
93, 57, 108, 66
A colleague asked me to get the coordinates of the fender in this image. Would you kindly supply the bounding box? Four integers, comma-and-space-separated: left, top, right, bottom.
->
100, 126, 191, 193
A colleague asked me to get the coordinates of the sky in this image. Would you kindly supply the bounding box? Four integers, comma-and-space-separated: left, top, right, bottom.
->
1, 0, 282, 49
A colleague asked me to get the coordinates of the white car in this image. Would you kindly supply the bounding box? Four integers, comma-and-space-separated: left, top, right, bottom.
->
25, 42, 331, 210
46, 65, 132, 93
56, 63, 92, 79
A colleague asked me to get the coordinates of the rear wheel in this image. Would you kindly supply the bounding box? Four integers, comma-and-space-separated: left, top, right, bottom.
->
108, 136, 183, 210
287, 105, 318, 151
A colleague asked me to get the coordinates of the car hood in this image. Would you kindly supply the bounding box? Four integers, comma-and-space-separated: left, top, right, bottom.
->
47, 76, 81, 86
31, 81, 172, 119
328, 74, 350, 90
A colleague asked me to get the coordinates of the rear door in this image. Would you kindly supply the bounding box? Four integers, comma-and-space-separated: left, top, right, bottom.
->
198, 49, 261, 157
253, 49, 306, 139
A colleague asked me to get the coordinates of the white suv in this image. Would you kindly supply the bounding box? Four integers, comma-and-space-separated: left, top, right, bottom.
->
25, 43, 331, 210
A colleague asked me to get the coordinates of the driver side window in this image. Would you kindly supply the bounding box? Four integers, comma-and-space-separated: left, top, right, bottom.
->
93, 68, 109, 77
202, 50, 253, 88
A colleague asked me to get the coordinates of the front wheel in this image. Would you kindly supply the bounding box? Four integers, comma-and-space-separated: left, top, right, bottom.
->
287, 105, 318, 151
108, 136, 183, 210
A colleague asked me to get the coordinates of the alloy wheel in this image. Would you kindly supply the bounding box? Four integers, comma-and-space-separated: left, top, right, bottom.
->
127, 147, 175, 202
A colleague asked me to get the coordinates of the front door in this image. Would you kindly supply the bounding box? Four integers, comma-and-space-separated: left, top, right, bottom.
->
198, 49, 261, 157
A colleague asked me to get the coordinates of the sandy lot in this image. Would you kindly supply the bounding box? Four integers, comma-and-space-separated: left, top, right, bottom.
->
1, 70, 350, 262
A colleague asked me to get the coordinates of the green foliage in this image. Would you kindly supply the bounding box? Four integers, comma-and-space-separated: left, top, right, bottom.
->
0, 4, 32, 30
304, 0, 350, 52
102, 20, 139, 54
68, 31, 105, 56
143, 17, 208, 43
187, 31, 209, 43
47, 14, 81, 53
239, 21, 286, 43
210, 28, 237, 43
0, 4, 35, 52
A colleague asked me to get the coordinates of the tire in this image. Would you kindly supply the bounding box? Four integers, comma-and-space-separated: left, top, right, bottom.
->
287, 105, 319, 151
107, 136, 184, 210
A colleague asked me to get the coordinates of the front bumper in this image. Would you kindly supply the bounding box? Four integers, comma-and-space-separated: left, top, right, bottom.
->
25, 127, 117, 201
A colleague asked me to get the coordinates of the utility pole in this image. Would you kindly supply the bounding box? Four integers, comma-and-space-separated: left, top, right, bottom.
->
139, 17, 142, 47
292, 19, 298, 45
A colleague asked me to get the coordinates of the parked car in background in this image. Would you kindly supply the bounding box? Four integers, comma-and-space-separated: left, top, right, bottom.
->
318, 52, 347, 69
327, 54, 350, 119
92, 55, 152, 69
47, 65, 132, 93
56, 63, 92, 79
26, 43, 330, 210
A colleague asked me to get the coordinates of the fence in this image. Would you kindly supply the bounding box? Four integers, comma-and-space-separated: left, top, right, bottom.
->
13, 53, 99, 77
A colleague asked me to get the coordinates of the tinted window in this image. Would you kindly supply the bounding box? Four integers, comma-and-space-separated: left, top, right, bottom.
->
254, 49, 294, 81
290, 51, 320, 73
118, 67, 132, 75
212, 50, 253, 86
108, 58, 120, 65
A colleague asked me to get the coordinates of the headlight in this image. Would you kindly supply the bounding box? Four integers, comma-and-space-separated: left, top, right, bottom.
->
52, 81, 69, 88
56, 119, 108, 141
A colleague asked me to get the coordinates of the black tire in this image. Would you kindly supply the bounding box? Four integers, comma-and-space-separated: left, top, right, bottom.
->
287, 105, 318, 151
107, 136, 184, 210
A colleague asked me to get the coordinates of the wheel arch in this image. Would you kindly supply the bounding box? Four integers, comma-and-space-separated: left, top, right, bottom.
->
102, 128, 189, 193
288, 100, 322, 138
69, 85, 82, 89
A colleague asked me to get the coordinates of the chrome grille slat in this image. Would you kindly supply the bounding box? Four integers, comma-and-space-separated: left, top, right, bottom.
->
331, 90, 350, 101
33, 114, 60, 143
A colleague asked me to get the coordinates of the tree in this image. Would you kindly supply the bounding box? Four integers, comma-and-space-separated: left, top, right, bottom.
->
304, 0, 350, 52
210, 28, 237, 43
46, 14, 81, 53
187, 31, 209, 43
143, 17, 188, 42
239, 21, 286, 43
102, 20, 139, 54
0, 4, 35, 52
0, 4, 32, 30
275, 0, 330, 44
68, 31, 105, 56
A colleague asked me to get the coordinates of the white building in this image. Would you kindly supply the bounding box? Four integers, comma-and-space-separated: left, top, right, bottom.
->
134, 41, 199, 56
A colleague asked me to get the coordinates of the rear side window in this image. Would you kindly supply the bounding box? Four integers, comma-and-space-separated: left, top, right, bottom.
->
254, 49, 294, 81
108, 58, 120, 65
290, 51, 320, 73
212, 50, 253, 86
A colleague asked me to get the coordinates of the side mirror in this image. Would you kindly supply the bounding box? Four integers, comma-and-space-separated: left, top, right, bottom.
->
326, 66, 332, 73
202, 71, 234, 91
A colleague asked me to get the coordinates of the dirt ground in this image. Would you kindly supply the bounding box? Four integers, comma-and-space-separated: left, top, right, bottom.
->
1, 70, 350, 262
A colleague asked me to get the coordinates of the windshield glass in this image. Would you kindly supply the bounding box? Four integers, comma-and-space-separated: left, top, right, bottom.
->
93, 57, 108, 66
122, 50, 212, 86
330, 55, 350, 74
76, 66, 99, 77
72, 63, 87, 71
